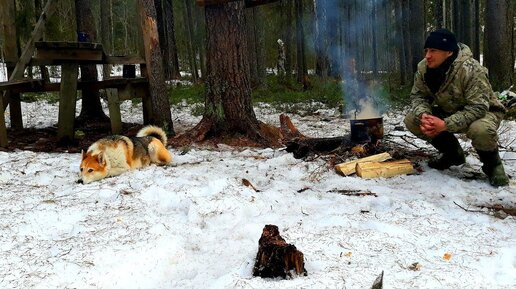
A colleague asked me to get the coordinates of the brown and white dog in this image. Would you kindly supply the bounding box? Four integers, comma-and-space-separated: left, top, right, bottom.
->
79, 125, 172, 184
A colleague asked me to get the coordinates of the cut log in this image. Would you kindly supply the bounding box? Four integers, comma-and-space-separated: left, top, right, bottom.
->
335, 152, 392, 176
285, 136, 354, 159
253, 224, 307, 278
356, 159, 414, 179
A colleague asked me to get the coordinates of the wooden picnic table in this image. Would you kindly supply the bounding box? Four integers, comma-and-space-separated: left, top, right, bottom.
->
0, 41, 149, 147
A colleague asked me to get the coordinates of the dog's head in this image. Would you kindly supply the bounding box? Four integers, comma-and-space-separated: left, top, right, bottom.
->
80, 150, 108, 184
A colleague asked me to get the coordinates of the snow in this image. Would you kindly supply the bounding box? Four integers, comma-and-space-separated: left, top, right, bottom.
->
0, 100, 515, 289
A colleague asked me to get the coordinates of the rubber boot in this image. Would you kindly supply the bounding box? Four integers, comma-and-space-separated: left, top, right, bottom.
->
428, 131, 466, 170
476, 149, 509, 187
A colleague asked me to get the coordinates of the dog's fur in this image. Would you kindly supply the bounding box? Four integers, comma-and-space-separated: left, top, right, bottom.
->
80, 125, 172, 184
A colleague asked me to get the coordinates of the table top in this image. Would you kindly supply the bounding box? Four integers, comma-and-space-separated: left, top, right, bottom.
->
30, 41, 145, 66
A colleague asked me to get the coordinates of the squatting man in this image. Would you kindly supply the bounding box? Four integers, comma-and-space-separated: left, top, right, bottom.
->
404, 28, 509, 187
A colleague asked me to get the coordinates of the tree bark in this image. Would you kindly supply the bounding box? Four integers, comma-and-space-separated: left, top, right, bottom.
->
484, 0, 514, 91
138, 0, 174, 134
294, 0, 307, 87
184, 0, 199, 82
75, 0, 109, 124
409, 0, 424, 73
314, 0, 329, 78
434, 0, 444, 28
175, 1, 281, 147
163, 0, 181, 79
100, 0, 113, 79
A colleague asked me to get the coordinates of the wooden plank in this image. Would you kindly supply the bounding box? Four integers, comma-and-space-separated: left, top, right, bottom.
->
107, 89, 122, 134
0, 79, 46, 91
244, 0, 279, 8
196, 0, 240, 6
335, 152, 392, 176
57, 63, 79, 143
356, 159, 415, 179
0, 78, 148, 93
104, 55, 146, 65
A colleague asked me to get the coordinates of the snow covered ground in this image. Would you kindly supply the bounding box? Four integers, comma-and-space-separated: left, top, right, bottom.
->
0, 100, 515, 289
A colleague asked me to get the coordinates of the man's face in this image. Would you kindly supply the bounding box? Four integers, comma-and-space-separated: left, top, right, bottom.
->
425, 48, 453, 69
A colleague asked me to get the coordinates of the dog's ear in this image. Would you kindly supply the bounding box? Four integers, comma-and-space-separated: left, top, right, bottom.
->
81, 150, 86, 160
97, 153, 106, 166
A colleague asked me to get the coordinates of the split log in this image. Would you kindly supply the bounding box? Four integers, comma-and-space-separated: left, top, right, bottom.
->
356, 159, 414, 179
253, 224, 307, 278
335, 152, 392, 176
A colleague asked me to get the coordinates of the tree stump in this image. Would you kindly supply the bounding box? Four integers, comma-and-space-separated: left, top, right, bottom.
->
253, 224, 307, 278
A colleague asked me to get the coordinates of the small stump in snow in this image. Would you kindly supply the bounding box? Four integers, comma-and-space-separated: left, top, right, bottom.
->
252, 224, 307, 278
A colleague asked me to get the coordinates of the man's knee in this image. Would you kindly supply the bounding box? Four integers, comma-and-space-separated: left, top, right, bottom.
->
404, 112, 423, 136
467, 120, 499, 150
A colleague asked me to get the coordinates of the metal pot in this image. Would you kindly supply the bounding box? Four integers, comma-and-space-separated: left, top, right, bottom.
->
350, 117, 384, 143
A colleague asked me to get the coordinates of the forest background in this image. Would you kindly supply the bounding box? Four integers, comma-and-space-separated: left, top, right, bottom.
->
0, 0, 515, 115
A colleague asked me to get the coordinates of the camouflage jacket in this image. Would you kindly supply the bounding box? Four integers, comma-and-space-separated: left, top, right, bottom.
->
409, 43, 506, 133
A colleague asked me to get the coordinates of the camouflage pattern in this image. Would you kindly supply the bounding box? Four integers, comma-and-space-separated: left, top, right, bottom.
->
404, 43, 506, 151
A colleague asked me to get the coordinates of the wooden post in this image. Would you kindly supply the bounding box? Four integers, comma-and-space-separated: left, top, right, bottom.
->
107, 89, 122, 134
57, 63, 79, 143
0, 97, 7, 146
0, 0, 22, 128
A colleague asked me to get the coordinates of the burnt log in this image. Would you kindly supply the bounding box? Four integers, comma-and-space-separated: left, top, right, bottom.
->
253, 224, 307, 278
285, 136, 354, 159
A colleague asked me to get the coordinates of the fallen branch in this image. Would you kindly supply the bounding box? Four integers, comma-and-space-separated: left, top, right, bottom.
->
328, 189, 378, 197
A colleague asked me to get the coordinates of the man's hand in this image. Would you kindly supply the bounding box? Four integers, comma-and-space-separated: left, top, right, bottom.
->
420, 113, 447, 138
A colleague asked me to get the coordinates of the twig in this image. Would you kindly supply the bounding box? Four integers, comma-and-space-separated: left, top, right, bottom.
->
328, 189, 378, 197
453, 201, 484, 213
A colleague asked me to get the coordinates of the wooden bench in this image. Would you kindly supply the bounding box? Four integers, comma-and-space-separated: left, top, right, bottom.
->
0, 76, 149, 137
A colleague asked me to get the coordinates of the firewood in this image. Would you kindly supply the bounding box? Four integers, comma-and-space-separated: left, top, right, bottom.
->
253, 225, 307, 278
356, 159, 414, 179
334, 152, 392, 176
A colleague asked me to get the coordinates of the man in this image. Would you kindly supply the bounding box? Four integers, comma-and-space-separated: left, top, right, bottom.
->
404, 28, 509, 186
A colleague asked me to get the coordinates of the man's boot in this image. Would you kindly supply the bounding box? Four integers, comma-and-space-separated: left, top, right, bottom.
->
476, 149, 509, 187
428, 131, 466, 170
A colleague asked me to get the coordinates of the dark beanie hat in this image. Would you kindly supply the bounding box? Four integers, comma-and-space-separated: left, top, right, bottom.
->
424, 29, 458, 51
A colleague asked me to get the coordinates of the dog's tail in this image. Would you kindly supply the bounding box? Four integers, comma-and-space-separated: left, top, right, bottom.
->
137, 125, 168, 145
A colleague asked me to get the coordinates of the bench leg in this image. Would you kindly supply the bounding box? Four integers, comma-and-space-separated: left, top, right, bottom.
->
107, 89, 122, 134
7, 92, 23, 129
57, 63, 79, 143
0, 95, 7, 147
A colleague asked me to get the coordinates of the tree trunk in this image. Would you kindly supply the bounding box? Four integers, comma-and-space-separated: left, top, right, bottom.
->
138, 0, 174, 134
175, 1, 281, 147
184, 0, 199, 82
164, 0, 181, 79
246, 8, 260, 87
434, 0, 444, 28
294, 0, 307, 87
409, 0, 424, 73
100, 0, 113, 79
1, 0, 23, 129
35, 0, 50, 82
484, 0, 514, 91
453, 0, 474, 54
314, 0, 329, 78
279, 0, 293, 82
75, 0, 109, 124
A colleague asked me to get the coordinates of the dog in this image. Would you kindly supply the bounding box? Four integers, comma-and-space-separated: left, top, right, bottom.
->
79, 125, 172, 184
